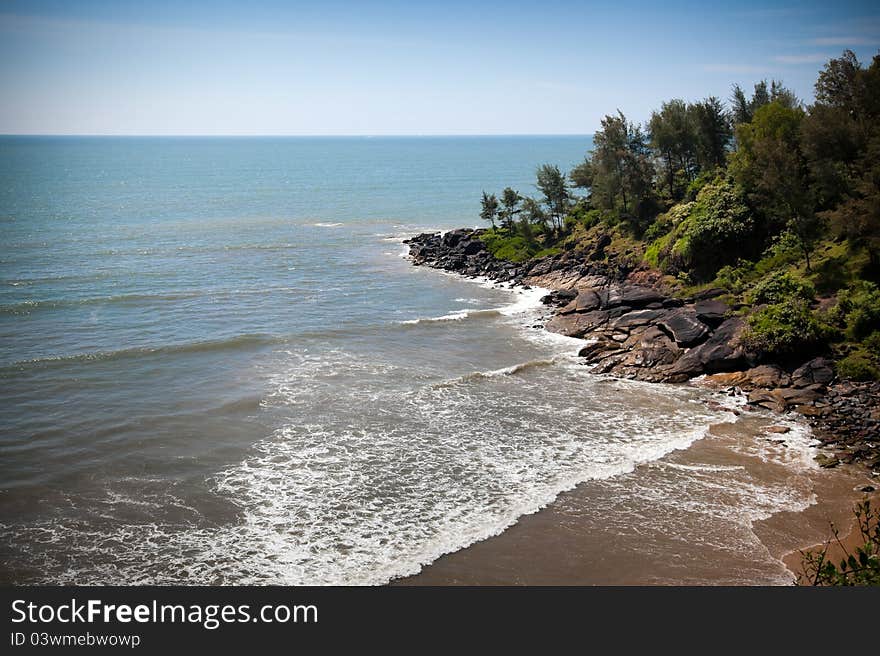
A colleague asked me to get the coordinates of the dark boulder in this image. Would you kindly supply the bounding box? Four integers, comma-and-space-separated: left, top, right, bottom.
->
441, 229, 470, 248
694, 298, 729, 327
602, 284, 665, 309
560, 288, 601, 314
541, 288, 577, 306
658, 310, 710, 347
462, 240, 485, 256
611, 308, 669, 329
791, 357, 835, 388
669, 317, 747, 377
692, 287, 728, 301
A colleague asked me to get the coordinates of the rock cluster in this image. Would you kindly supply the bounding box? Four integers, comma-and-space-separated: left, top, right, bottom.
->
405, 228, 624, 288
405, 229, 880, 471
809, 382, 880, 469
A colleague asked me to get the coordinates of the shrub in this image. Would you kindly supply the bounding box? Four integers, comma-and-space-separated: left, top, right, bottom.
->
741, 299, 828, 357
863, 331, 880, 353
714, 261, 756, 294
652, 180, 757, 280
681, 179, 755, 275
749, 271, 816, 305
684, 170, 717, 202
643, 213, 673, 242
479, 229, 534, 262
832, 281, 880, 340
754, 231, 803, 275
533, 247, 562, 259
567, 206, 604, 230
836, 351, 880, 381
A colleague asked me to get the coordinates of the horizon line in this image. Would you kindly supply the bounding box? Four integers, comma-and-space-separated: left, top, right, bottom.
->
0, 132, 594, 138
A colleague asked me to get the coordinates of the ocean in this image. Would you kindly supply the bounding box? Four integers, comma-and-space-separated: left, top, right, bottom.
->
0, 136, 840, 585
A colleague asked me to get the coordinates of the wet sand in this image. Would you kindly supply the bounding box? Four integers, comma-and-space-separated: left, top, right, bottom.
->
396, 404, 875, 586
782, 492, 880, 584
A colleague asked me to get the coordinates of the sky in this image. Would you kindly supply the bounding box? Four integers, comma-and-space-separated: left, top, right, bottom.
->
0, 0, 878, 135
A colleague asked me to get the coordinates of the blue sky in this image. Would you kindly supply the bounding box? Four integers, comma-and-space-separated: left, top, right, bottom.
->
1, 0, 878, 135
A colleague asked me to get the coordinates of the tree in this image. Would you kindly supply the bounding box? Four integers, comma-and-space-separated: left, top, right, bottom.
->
590, 112, 629, 211
498, 187, 521, 232
480, 191, 499, 228
731, 84, 751, 125
590, 111, 655, 217
815, 49, 864, 113
649, 99, 697, 197
569, 158, 594, 191
731, 80, 798, 125
535, 164, 571, 232
823, 139, 880, 268
731, 101, 822, 270
806, 52, 880, 266
691, 96, 732, 171
520, 196, 547, 228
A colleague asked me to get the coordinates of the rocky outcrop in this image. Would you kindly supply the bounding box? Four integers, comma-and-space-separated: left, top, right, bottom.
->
405, 229, 624, 288
405, 229, 879, 471
541, 280, 741, 382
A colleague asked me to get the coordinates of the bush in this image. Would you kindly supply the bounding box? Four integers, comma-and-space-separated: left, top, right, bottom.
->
684, 170, 717, 202
741, 299, 828, 357
682, 179, 755, 275
836, 350, 880, 381
714, 261, 756, 294
479, 229, 534, 262
567, 206, 604, 230
749, 271, 816, 305
832, 281, 880, 340
479, 223, 561, 262
651, 180, 757, 280
863, 331, 880, 353
643, 213, 673, 242
753, 231, 803, 275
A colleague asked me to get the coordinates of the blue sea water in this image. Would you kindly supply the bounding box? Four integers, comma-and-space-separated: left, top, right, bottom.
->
0, 136, 818, 584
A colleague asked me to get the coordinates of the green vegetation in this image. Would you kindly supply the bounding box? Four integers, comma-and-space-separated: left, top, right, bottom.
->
830, 281, 880, 340
749, 271, 815, 305
836, 350, 880, 381
799, 500, 880, 586
477, 50, 880, 379
479, 226, 559, 263
740, 299, 829, 358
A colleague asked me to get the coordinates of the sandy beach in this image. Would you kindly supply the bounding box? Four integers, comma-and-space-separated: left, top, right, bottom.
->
397, 411, 875, 585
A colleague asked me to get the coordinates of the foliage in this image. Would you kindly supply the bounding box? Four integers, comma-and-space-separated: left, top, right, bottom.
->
836, 350, 880, 381
535, 164, 571, 232
714, 261, 756, 294
807, 51, 880, 267
520, 196, 547, 226
649, 98, 731, 199
479, 228, 535, 263
749, 271, 816, 305
740, 299, 828, 357
731, 79, 799, 125
586, 111, 655, 220
799, 500, 880, 586
731, 101, 825, 270
480, 191, 499, 228
831, 280, 880, 340
650, 178, 755, 279
499, 186, 521, 232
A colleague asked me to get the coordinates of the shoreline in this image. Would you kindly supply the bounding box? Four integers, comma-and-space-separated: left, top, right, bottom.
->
396, 228, 879, 585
